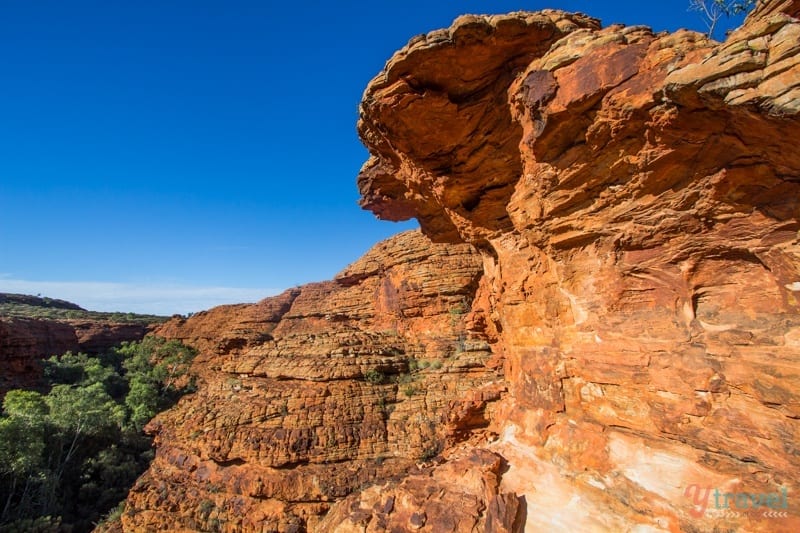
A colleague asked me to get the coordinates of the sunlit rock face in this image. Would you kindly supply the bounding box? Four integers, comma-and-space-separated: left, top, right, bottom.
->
121, 230, 505, 531
117, 1, 800, 531
355, 0, 800, 531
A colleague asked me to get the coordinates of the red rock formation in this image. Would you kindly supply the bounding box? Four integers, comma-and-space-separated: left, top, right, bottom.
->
748, 0, 800, 19
354, 1, 800, 531
117, 1, 800, 531
0, 317, 79, 395
70, 321, 150, 355
316, 448, 522, 533
122, 231, 501, 531
357, 11, 601, 243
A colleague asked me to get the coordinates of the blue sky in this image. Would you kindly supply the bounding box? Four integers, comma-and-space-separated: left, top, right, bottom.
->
0, 1, 745, 314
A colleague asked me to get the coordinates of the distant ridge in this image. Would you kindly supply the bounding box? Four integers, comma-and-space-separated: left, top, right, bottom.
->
0, 292, 86, 311
0, 292, 168, 324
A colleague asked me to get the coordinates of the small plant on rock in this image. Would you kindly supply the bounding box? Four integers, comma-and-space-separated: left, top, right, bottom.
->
403, 384, 418, 397
364, 369, 385, 384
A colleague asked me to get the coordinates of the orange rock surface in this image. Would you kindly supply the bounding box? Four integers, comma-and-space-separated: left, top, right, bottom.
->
123, 231, 502, 531
119, 1, 800, 531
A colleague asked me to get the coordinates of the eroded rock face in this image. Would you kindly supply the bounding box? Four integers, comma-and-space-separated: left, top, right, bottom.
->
117, 2, 800, 531
121, 231, 503, 531
354, 1, 800, 532
357, 10, 601, 243
71, 321, 150, 355
316, 448, 522, 533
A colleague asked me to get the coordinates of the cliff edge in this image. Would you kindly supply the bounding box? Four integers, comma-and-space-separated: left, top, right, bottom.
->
355, 0, 800, 530
119, 1, 800, 531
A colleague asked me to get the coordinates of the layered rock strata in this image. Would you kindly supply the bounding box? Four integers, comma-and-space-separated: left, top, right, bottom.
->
0, 317, 149, 396
118, 1, 800, 531
123, 231, 502, 531
354, 1, 800, 531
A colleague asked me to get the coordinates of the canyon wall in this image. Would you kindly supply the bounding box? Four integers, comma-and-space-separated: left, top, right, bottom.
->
120, 1, 800, 531
0, 317, 149, 396
123, 231, 503, 531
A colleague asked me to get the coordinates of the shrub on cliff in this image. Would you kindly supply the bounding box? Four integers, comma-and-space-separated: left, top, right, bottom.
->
119, 336, 196, 429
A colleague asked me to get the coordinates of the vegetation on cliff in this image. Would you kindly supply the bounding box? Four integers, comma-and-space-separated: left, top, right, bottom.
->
0, 336, 196, 532
689, 0, 755, 36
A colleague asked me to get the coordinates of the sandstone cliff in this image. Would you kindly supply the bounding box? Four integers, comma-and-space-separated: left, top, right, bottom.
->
119, 1, 800, 531
355, 1, 800, 531
0, 294, 163, 396
123, 231, 500, 531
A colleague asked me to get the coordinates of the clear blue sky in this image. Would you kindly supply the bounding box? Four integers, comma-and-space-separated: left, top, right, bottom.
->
0, 1, 744, 314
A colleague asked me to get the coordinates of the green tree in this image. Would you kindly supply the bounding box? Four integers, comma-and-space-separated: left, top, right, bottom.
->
42, 352, 86, 384
119, 336, 195, 392
43, 351, 120, 393
0, 336, 196, 531
125, 376, 159, 430
0, 391, 48, 521
119, 336, 196, 429
0, 416, 45, 473
689, 0, 756, 37
2, 389, 48, 421
46, 383, 125, 440
43, 383, 126, 512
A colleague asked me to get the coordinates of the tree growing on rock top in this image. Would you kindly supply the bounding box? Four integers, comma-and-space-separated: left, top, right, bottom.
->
689, 0, 757, 37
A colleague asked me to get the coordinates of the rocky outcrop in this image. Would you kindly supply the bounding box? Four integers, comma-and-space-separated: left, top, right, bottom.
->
748, 0, 800, 20
354, 1, 800, 531
71, 321, 150, 355
316, 448, 522, 533
0, 294, 157, 396
357, 10, 601, 243
122, 231, 502, 531
116, 1, 800, 531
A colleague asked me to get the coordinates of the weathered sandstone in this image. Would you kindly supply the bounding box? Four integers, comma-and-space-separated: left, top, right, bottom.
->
117, 1, 800, 531
123, 231, 501, 531
354, 0, 800, 531
0, 317, 79, 395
